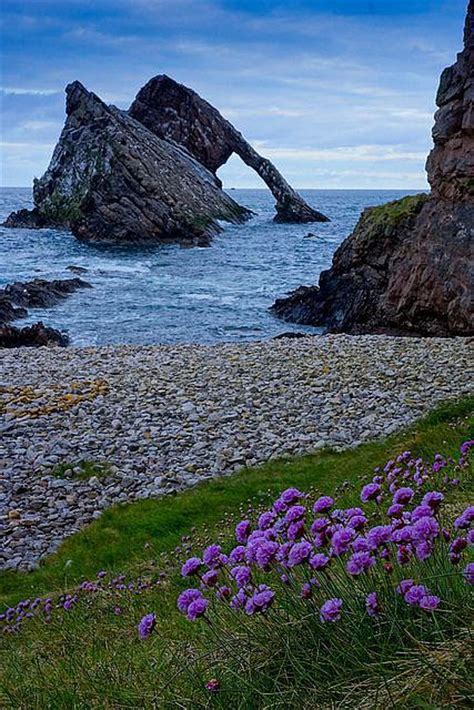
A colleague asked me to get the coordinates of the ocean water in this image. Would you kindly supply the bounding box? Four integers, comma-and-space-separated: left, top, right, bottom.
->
0, 188, 420, 345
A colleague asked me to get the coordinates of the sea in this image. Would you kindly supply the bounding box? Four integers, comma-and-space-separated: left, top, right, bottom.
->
0, 188, 421, 346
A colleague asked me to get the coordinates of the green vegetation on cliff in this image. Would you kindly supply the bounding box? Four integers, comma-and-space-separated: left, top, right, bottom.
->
365, 193, 429, 228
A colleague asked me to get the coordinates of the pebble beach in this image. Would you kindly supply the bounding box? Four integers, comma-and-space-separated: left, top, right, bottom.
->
1, 334, 473, 571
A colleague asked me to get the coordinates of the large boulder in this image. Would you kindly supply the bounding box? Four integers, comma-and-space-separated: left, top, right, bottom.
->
4, 82, 250, 245
272, 2, 474, 337
129, 75, 329, 223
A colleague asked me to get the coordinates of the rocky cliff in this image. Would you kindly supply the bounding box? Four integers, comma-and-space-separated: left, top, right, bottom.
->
4, 82, 250, 245
129, 75, 329, 223
272, 1, 474, 337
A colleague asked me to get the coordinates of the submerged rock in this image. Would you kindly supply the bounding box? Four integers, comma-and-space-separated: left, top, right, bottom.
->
0, 322, 69, 348
272, 3, 474, 337
129, 75, 329, 224
4, 81, 250, 245
3, 277, 91, 309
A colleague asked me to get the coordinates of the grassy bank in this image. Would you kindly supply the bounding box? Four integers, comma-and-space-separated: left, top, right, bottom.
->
1, 396, 473, 604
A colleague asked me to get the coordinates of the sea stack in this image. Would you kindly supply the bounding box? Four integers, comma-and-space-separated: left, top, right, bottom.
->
3, 82, 250, 245
272, 1, 474, 337
129, 75, 329, 223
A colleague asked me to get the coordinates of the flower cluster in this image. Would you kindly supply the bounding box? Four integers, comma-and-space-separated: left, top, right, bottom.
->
175, 441, 473, 626
0, 570, 166, 635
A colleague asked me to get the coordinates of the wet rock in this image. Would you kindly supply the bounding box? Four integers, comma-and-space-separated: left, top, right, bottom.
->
0, 322, 69, 348
3, 277, 91, 309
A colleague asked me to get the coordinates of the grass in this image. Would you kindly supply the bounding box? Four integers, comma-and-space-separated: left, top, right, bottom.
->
0, 396, 473, 708
50, 459, 112, 480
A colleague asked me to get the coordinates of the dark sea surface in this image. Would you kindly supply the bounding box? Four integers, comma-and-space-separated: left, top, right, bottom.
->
0, 188, 421, 345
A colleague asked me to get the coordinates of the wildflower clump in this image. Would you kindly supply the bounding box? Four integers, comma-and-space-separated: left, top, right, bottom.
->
175, 441, 473, 629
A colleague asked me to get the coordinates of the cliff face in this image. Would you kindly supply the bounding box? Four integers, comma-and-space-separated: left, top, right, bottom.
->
4, 82, 250, 245
272, 1, 474, 337
426, 1, 474, 201
129, 75, 329, 223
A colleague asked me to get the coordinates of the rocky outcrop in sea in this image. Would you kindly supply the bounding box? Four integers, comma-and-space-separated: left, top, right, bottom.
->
129, 75, 329, 224
272, 1, 473, 337
4, 76, 327, 244
4, 82, 250, 245
0, 277, 90, 348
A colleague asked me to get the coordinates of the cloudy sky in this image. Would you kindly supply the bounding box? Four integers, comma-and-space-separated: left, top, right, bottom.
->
1, 0, 468, 189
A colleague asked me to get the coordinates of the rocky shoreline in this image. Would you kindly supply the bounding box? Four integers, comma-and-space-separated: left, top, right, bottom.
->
1, 335, 472, 572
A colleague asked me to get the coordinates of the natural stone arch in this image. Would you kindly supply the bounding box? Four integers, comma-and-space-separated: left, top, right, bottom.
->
129, 75, 329, 224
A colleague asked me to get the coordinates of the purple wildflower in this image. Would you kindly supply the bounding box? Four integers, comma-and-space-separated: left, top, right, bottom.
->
397, 579, 414, 595
309, 553, 330, 570
393, 487, 414, 505
412, 516, 439, 542
280, 487, 305, 505
202, 569, 220, 587
404, 584, 428, 606
361, 483, 381, 503
187, 596, 209, 621
181, 557, 202, 577
217, 585, 231, 600
138, 613, 156, 639
300, 583, 312, 599
320, 598, 343, 623
245, 585, 275, 615
366, 592, 380, 617
230, 565, 252, 588
230, 588, 247, 609
235, 520, 251, 544
313, 496, 334, 514
285, 505, 306, 523
255, 540, 279, 568
229, 545, 246, 563
367, 525, 392, 550
288, 520, 306, 540
206, 678, 220, 693
177, 588, 202, 614
352, 536, 371, 553
258, 511, 276, 530
331, 527, 354, 556
419, 595, 440, 612
415, 541, 433, 561
463, 562, 474, 585
422, 491, 444, 509
288, 540, 313, 567
203, 544, 223, 568
454, 506, 474, 530
346, 551, 375, 575
387, 503, 404, 518
449, 538, 467, 554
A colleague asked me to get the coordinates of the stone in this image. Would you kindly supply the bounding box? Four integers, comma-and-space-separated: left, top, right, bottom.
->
271, 3, 474, 337
129, 75, 329, 224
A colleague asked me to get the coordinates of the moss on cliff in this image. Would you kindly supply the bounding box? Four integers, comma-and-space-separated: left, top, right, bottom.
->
38, 190, 85, 225
365, 193, 428, 228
